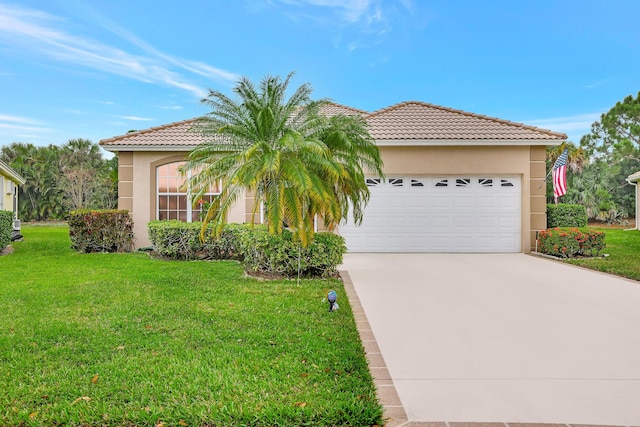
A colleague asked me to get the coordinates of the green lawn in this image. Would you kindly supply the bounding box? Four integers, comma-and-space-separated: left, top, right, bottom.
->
0, 226, 383, 427
565, 227, 640, 281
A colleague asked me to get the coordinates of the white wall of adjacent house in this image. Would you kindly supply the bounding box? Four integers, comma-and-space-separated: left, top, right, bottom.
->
339, 175, 521, 253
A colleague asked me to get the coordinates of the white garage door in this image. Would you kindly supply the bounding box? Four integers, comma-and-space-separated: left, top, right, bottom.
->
339, 176, 521, 253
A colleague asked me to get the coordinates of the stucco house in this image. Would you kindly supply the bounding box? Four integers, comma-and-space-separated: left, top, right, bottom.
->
0, 159, 25, 235
626, 171, 640, 229
99, 101, 566, 253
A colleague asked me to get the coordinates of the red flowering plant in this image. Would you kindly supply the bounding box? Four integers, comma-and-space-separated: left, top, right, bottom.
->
537, 227, 606, 258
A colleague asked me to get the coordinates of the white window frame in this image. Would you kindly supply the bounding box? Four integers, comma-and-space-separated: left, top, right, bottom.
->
156, 162, 221, 222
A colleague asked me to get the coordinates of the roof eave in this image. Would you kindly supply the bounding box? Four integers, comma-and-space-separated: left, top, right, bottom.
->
0, 160, 26, 184
626, 171, 640, 183
100, 145, 198, 153
374, 139, 566, 146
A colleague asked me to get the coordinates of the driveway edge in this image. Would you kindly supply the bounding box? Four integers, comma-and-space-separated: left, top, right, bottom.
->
341, 270, 411, 427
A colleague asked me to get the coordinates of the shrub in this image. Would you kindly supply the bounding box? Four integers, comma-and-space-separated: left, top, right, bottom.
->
547, 204, 588, 228
147, 221, 244, 260
68, 210, 134, 253
0, 210, 12, 250
538, 227, 606, 258
147, 221, 346, 278
238, 225, 346, 278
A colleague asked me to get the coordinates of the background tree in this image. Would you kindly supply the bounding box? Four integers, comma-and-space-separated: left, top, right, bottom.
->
1, 143, 64, 221
59, 139, 115, 211
577, 91, 640, 221
1, 140, 117, 221
183, 72, 384, 245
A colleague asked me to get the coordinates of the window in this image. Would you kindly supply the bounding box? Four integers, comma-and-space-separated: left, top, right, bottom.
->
479, 178, 493, 187
156, 162, 221, 222
434, 179, 448, 187
501, 179, 514, 187
366, 178, 381, 187
388, 178, 403, 187
411, 179, 425, 187
456, 178, 471, 187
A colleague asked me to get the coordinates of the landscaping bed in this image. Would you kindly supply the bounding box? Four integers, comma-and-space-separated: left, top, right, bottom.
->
0, 226, 383, 426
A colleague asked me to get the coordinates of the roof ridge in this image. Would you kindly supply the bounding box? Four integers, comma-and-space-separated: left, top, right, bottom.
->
99, 117, 199, 144
367, 100, 567, 139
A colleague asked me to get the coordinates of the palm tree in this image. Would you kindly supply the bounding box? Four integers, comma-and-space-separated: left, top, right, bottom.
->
182, 72, 384, 246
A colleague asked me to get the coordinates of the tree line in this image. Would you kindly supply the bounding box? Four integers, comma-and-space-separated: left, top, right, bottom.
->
550, 91, 640, 223
0, 139, 117, 221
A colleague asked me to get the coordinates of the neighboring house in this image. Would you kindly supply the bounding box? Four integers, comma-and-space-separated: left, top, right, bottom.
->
99, 101, 566, 253
0, 159, 26, 234
627, 171, 640, 230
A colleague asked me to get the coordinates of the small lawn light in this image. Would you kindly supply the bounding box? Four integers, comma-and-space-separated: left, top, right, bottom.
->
327, 290, 339, 312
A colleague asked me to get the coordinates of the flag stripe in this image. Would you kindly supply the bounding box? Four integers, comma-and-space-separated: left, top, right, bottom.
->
552, 148, 569, 203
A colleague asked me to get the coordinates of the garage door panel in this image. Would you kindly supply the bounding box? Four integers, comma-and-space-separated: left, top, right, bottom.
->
340, 175, 521, 253
476, 217, 496, 228
430, 216, 450, 230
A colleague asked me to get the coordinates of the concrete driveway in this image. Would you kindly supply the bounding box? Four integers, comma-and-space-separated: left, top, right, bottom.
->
340, 253, 640, 426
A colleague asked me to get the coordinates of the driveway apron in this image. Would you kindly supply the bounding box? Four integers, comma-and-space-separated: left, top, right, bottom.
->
341, 253, 640, 426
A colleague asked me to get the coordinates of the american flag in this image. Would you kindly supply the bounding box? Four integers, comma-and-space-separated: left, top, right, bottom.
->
552, 147, 569, 203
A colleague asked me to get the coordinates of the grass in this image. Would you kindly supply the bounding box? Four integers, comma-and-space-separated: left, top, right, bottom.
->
0, 226, 383, 427
564, 227, 640, 281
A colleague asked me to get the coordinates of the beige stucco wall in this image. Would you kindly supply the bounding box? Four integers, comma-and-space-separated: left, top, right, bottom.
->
119, 151, 245, 248
119, 144, 549, 252
377, 144, 546, 252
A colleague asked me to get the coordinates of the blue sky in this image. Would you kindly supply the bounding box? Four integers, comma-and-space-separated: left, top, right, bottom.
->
1, 0, 639, 155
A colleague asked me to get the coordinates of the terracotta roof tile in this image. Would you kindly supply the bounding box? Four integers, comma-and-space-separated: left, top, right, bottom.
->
99, 118, 203, 148
100, 100, 566, 149
365, 101, 567, 140
318, 102, 367, 117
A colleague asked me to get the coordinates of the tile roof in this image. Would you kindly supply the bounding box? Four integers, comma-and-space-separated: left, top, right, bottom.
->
100, 100, 566, 150
365, 101, 567, 141
99, 118, 203, 149
318, 102, 367, 117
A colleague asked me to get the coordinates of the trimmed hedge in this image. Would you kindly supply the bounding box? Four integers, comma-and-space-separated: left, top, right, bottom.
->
147, 221, 346, 278
68, 210, 134, 253
239, 225, 346, 278
147, 221, 243, 261
547, 203, 588, 228
0, 210, 12, 250
538, 227, 606, 258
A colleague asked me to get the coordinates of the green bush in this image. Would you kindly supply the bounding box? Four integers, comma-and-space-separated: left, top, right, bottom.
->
147, 221, 244, 260
538, 227, 606, 258
68, 210, 134, 253
239, 225, 346, 278
547, 203, 588, 228
147, 221, 346, 278
0, 210, 12, 250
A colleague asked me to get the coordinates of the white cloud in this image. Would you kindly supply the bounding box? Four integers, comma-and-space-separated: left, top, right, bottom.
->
119, 116, 154, 121
527, 112, 604, 142
275, 0, 371, 22
0, 3, 237, 98
0, 114, 42, 124
528, 113, 601, 133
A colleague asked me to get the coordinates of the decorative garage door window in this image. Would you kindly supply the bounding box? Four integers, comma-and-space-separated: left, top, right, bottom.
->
156, 162, 221, 221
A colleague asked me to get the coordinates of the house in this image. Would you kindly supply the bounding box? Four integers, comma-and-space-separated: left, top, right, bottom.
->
0, 159, 26, 235
626, 171, 640, 230
99, 101, 566, 253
